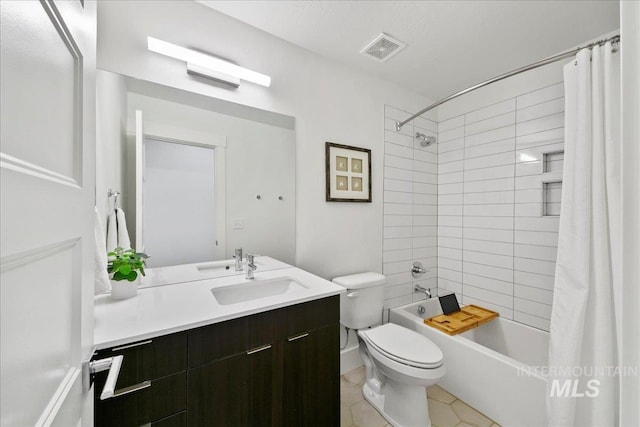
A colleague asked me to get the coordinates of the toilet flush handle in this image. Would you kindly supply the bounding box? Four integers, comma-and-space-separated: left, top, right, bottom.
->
347, 291, 359, 298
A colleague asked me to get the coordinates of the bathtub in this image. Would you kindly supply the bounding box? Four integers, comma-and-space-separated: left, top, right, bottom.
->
390, 299, 548, 427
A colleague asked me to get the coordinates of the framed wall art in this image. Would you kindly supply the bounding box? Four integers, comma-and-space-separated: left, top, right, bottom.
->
325, 142, 371, 202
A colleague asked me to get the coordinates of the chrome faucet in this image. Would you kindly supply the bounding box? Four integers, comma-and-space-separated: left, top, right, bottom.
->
246, 254, 257, 279
414, 284, 431, 299
234, 248, 243, 271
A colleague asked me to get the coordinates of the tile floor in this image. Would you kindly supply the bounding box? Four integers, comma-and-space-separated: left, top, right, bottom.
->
341, 366, 501, 427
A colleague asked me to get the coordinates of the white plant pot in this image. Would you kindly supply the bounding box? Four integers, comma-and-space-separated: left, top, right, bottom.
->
110, 277, 139, 300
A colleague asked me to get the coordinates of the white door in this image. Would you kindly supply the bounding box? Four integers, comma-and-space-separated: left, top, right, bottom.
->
0, 0, 96, 426
143, 138, 217, 267
135, 109, 145, 252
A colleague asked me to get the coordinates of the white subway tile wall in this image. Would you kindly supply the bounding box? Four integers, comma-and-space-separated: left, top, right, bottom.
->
436, 82, 565, 332
383, 106, 438, 310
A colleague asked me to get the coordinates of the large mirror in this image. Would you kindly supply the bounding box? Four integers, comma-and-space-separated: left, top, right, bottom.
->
96, 70, 296, 268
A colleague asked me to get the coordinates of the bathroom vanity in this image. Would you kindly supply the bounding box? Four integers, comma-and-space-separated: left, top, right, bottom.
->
92, 258, 343, 426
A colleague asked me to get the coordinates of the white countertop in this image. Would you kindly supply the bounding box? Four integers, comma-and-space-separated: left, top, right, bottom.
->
94, 261, 345, 350
138, 256, 292, 288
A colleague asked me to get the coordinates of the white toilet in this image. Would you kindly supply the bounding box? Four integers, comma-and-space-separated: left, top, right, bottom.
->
333, 272, 445, 427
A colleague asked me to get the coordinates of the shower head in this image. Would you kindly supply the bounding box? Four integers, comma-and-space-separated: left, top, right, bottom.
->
415, 132, 436, 147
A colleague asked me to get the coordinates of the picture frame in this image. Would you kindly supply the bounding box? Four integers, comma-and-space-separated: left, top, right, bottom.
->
325, 142, 372, 202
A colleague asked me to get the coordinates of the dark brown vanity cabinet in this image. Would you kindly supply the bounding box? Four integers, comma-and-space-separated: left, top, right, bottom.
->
93, 295, 339, 427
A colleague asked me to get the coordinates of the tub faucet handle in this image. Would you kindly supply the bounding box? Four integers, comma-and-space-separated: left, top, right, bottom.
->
411, 261, 429, 278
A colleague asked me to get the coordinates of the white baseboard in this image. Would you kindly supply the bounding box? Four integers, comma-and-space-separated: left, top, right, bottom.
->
340, 344, 362, 375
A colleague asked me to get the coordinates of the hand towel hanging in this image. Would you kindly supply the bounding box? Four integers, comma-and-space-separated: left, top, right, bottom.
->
115, 208, 132, 250
94, 207, 111, 294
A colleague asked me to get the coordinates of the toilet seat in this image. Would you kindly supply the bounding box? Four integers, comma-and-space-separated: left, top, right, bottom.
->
361, 323, 443, 369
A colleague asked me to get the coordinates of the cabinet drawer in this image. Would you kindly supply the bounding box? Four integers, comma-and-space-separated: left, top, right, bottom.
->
149, 411, 186, 427
276, 295, 339, 339
188, 296, 339, 368
95, 371, 186, 427
95, 332, 187, 388
188, 316, 251, 368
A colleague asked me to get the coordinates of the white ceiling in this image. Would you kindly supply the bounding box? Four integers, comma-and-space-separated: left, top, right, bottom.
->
199, 1, 619, 100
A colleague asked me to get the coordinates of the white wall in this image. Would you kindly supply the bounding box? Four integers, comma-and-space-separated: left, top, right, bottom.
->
97, 0, 429, 279
95, 71, 127, 228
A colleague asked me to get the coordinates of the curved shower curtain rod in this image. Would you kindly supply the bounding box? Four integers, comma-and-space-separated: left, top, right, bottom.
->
395, 34, 621, 131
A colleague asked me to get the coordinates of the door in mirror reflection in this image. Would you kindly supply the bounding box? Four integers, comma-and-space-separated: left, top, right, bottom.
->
143, 138, 217, 267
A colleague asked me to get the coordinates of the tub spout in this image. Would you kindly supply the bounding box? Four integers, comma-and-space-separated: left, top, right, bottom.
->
414, 284, 431, 299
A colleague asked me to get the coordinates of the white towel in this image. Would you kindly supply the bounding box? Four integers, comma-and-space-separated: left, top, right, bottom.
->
106, 210, 118, 253
94, 207, 111, 294
115, 208, 131, 250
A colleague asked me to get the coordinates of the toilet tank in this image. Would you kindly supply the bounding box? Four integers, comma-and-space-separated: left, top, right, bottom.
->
332, 272, 385, 330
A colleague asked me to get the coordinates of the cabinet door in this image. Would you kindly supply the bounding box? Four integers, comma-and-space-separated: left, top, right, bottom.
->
187, 344, 276, 427
188, 353, 248, 426
247, 344, 277, 426
282, 324, 340, 426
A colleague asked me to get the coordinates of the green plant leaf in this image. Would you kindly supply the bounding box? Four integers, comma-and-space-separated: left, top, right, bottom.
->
107, 248, 147, 280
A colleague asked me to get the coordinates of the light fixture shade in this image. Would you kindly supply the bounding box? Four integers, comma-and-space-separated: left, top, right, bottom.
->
147, 37, 271, 87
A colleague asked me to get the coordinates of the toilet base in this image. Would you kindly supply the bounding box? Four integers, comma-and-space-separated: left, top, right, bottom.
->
362, 382, 432, 427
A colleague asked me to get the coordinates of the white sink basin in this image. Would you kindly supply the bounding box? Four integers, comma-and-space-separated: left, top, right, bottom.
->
211, 277, 309, 305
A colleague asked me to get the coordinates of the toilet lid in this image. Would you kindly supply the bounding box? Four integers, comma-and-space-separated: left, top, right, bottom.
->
363, 323, 443, 369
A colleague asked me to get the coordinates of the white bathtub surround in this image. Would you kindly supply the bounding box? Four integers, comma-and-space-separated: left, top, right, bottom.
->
436, 80, 567, 332
548, 42, 621, 427
383, 106, 438, 312
391, 300, 548, 427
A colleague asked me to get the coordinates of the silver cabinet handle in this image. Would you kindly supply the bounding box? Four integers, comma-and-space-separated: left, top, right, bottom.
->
113, 380, 151, 398
247, 344, 272, 355
112, 339, 152, 352
287, 332, 309, 342
88, 355, 124, 400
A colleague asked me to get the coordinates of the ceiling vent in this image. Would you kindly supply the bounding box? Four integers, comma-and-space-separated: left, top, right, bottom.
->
360, 33, 406, 63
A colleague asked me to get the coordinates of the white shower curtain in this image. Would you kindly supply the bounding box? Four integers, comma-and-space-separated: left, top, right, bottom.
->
547, 42, 621, 426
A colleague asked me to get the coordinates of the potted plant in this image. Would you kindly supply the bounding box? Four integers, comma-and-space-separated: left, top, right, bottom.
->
107, 247, 149, 300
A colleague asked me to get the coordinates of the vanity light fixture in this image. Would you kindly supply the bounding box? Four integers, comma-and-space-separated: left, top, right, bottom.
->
147, 37, 271, 87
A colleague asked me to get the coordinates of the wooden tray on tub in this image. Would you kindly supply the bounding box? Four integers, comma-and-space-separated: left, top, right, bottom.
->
424, 305, 498, 336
